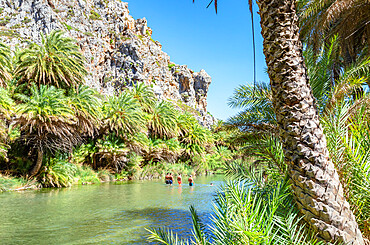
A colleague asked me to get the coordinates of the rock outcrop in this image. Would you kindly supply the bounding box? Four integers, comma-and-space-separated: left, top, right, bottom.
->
0, 0, 215, 127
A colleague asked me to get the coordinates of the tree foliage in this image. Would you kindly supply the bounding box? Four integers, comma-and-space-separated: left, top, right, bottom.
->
14, 30, 86, 89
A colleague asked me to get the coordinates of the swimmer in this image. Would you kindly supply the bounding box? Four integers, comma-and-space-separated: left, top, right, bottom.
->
168, 173, 174, 186
165, 173, 170, 184
188, 175, 194, 186
177, 174, 182, 185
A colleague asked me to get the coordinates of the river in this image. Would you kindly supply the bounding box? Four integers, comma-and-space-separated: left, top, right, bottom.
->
0, 175, 224, 244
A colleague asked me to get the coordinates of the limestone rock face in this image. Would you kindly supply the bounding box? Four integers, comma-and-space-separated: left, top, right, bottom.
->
0, 0, 215, 127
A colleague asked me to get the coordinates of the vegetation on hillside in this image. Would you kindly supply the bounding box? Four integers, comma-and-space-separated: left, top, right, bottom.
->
0, 30, 233, 191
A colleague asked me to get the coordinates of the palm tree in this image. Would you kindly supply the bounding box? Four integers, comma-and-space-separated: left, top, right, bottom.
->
161, 138, 182, 163
14, 30, 86, 89
93, 136, 129, 172
180, 121, 210, 159
130, 82, 156, 113
0, 87, 14, 160
15, 84, 79, 176
322, 101, 370, 236
0, 43, 11, 87
0, 87, 13, 121
102, 92, 145, 137
200, 0, 365, 243
68, 85, 102, 137
253, 0, 364, 243
131, 136, 165, 164
148, 101, 178, 139
176, 111, 198, 137
298, 0, 369, 65
194, 0, 366, 242
304, 36, 370, 110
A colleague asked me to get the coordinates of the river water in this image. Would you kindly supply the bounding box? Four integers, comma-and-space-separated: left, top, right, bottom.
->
0, 175, 224, 244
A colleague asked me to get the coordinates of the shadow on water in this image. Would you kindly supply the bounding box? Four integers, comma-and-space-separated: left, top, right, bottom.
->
113, 207, 212, 244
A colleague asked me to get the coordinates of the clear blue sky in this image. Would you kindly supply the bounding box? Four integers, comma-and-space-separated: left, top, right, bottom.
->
124, 0, 269, 120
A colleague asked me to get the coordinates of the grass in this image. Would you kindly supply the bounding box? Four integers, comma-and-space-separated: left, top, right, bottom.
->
0, 174, 35, 192
74, 165, 101, 185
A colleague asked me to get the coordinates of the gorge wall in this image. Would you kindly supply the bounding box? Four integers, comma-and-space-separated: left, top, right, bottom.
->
0, 0, 215, 126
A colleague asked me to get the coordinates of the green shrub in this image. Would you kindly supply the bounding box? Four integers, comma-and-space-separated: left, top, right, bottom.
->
97, 169, 114, 182
126, 153, 143, 179
74, 165, 101, 185
89, 10, 101, 20
168, 64, 175, 71
39, 159, 77, 188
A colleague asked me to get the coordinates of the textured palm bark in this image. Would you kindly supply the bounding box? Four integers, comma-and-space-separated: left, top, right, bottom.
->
256, 0, 364, 244
30, 148, 43, 177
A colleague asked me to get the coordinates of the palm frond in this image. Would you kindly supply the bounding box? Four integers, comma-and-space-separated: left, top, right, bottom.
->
146, 227, 189, 245
149, 101, 179, 139
103, 91, 145, 137
14, 30, 86, 89
189, 205, 210, 245
69, 85, 102, 136
130, 82, 156, 113
15, 84, 80, 153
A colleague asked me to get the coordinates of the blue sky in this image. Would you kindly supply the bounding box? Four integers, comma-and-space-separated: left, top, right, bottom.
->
124, 0, 269, 120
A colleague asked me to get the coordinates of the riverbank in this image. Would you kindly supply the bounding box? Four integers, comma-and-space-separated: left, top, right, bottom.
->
0, 162, 220, 192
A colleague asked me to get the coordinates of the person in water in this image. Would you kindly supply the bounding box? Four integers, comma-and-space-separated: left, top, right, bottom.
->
165, 173, 170, 184
188, 175, 194, 186
177, 174, 182, 185
168, 173, 174, 185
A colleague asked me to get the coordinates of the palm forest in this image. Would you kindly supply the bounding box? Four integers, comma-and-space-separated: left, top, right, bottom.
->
0, 0, 369, 244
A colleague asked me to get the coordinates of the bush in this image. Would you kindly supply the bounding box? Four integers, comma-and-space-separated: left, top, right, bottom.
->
39, 159, 76, 188
97, 169, 114, 182
89, 10, 101, 20
74, 165, 100, 185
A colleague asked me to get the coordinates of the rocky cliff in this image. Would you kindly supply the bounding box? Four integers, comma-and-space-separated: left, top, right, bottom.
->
0, 0, 215, 126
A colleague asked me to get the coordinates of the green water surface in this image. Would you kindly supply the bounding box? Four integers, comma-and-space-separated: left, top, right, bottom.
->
0, 175, 223, 244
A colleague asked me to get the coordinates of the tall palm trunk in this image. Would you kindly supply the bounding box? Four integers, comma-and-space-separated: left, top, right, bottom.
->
256, 0, 364, 244
30, 148, 43, 176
